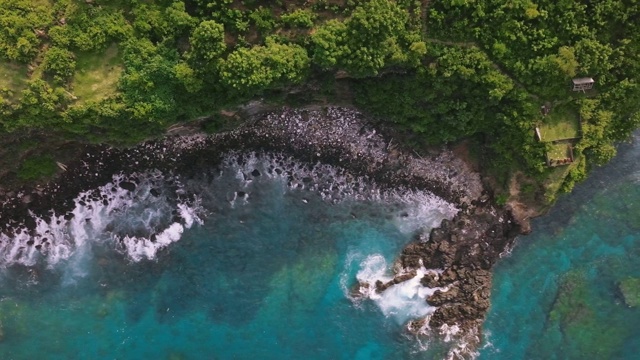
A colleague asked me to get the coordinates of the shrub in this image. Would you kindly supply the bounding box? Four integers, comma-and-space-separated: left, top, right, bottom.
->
42, 47, 76, 83
280, 9, 316, 28
17, 155, 57, 181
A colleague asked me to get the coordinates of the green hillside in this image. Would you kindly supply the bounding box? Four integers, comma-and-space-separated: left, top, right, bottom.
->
0, 0, 638, 199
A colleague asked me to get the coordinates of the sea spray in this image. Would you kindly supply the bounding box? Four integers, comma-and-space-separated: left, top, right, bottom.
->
0, 172, 202, 268
0, 151, 457, 270
353, 254, 443, 325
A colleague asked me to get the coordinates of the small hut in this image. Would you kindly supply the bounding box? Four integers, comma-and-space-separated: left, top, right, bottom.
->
571, 77, 594, 92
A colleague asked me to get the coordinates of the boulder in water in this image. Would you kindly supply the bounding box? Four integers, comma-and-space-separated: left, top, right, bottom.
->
119, 181, 136, 192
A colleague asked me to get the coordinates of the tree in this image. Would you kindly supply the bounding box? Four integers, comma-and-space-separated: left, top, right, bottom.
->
574, 38, 613, 80
174, 61, 203, 93
311, 20, 347, 69
281, 9, 316, 28
165, 1, 197, 32
119, 39, 181, 122
188, 20, 226, 65
42, 47, 76, 83
132, 1, 195, 42
0, 0, 53, 62
219, 38, 310, 91
15, 80, 66, 128
553, 46, 579, 78
311, 0, 417, 76
249, 7, 276, 33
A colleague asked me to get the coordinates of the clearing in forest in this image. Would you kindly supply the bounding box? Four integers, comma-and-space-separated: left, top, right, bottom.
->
537, 105, 581, 142
71, 44, 123, 104
0, 60, 28, 103
536, 104, 581, 167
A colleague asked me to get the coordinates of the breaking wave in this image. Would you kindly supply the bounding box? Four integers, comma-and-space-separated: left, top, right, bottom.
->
0, 171, 203, 267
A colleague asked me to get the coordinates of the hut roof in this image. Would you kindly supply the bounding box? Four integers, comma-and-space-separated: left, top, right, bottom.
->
572, 77, 594, 84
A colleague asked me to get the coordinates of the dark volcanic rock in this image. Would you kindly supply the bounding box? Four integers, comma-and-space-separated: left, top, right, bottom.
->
398, 200, 519, 334
375, 269, 417, 293
119, 181, 136, 192
426, 287, 460, 306
420, 272, 440, 288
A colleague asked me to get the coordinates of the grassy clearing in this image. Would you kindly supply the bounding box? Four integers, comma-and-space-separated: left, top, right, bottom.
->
71, 44, 123, 104
547, 142, 571, 161
538, 105, 581, 141
544, 158, 575, 197
0, 60, 28, 102
17, 154, 57, 181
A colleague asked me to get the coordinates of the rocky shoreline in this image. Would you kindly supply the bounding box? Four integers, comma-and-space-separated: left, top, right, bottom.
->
0, 106, 521, 355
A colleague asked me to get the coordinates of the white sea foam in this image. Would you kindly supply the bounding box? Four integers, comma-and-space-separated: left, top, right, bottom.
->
385, 190, 458, 234
119, 222, 185, 262
2, 150, 456, 270
440, 325, 481, 360
352, 254, 444, 326
0, 172, 202, 269
220, 152, 458, 220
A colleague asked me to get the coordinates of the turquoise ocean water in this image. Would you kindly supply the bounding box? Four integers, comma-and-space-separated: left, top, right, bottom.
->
1, 131, 639, 360
481, 133, 640, 359
0, 153, 459, 359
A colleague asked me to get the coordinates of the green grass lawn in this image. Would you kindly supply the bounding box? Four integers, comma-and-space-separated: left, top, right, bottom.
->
71, 44, 123, 104
0, 60, 28, 103
538, 105, 581, 141
547, 142, 571, 161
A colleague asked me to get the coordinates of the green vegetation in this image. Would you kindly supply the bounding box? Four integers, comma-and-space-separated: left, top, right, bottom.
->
543, 160, 575, 201
0, 0, 637, 198
0, 60, 28, 103
538, 106, 581, 142
71, 44, 122, 104
546, 143, 571, 161
17, 154, 57, 181
42, 46, 76, 83
220, 38, 310, 92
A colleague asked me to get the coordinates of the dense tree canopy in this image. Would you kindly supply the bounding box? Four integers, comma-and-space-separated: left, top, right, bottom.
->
0, 0, 52, 61
0, 0, 638, 196
312, 0, 424, 76
220, 38, 310, 92
42, 47, 76, 83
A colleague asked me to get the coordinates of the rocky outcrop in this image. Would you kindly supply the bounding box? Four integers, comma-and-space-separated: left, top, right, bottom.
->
375, 269, 418, 293
401, 201, 519, 332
